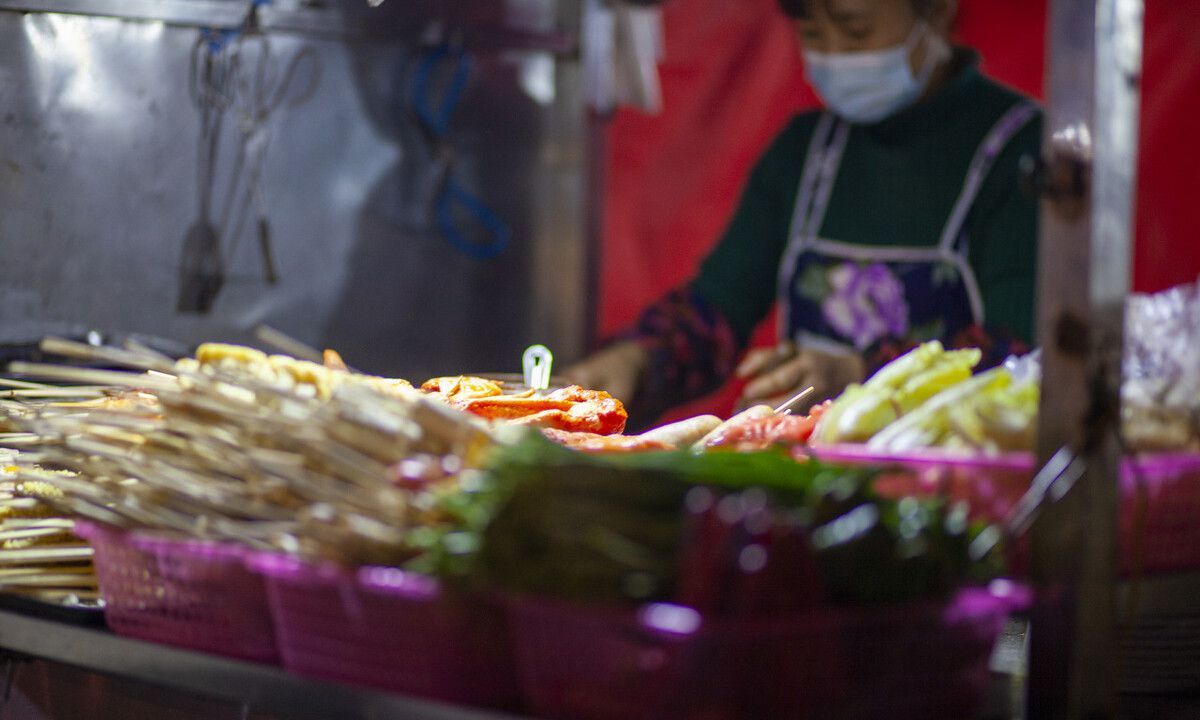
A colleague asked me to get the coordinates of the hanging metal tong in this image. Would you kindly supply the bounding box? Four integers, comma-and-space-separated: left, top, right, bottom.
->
221, 21, 320, 287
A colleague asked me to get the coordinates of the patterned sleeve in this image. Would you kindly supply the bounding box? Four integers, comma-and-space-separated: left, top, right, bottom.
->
623, 287, 743, 414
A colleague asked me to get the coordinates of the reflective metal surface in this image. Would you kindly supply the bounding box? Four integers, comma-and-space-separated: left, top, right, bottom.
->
0, 608, 522, 720
0, 0, 580, 50
0, 1, 588, 379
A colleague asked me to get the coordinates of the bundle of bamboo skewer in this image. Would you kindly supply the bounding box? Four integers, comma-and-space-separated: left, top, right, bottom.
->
0, 460, 99, 605
1, 337, 497, 568
0, 374, 133, 607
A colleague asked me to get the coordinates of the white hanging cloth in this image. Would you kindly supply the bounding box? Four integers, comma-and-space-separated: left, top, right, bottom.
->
583, 0, 664, 114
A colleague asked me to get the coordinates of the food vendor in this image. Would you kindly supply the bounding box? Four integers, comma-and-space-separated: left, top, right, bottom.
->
566, 0, 1041, 421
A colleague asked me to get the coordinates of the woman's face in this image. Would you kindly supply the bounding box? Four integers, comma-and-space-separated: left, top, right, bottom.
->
795, 0, 951, 73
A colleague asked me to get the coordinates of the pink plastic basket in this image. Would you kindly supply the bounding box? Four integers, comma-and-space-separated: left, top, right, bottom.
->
74, 522, 278, 663
250, 554, 518, 708
812, 446, 1200, 575
507, 582, 1030, 720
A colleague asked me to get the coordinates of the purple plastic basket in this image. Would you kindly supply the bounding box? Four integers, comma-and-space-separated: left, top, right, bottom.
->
250, 553, 518, 708
74, 522, 278, 663
507, 582, 1030, 720
813, 446, 1200, 575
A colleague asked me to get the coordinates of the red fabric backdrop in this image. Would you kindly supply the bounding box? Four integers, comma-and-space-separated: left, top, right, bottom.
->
1134, 1, 1200, 292
599, 0, 1200, 418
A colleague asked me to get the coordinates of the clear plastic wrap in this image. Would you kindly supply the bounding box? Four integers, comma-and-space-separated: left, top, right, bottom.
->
1122, 277, 1200, 450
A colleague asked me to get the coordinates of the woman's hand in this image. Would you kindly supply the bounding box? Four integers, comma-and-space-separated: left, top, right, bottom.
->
559, 340, 649, 405
734, 341, 865, 412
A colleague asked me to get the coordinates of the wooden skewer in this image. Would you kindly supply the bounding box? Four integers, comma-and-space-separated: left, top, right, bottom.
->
7, 363, 177, 392
774, 386, 816, 416
0, 498, 42, 511
0, 546, 93, 565
0, 565, 92, 578
122, 339, 177, 367
0, 433, 41, 447
0, 378, 54, 390
14, 470, 114, 505
0, 574, 97, 588
0, 519, 76, 531
4, 588, 101, 601
6, 477, 130, 528
39, 336, 175, 374
1, 388, 108, 399
0, 526, 73, 542
254, 325, 324, 364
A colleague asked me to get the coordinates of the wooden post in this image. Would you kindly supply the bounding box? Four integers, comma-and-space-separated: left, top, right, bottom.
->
1028, 1, 1143, 718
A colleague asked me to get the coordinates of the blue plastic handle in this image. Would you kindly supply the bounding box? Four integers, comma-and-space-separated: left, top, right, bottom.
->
199, 27, 239, 54
412, 45, 472, 138
436, 177, 512, 260
411, 44, 512, 260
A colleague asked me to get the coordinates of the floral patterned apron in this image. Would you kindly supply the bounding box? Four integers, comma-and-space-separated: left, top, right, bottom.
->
776, 103, 1038, 352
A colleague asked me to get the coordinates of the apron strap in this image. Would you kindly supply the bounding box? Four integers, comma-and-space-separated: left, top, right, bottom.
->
803, 120, 851, 239
938, 101, 1039, 327
937, 101, 1040, 253
784, 113, 838, 244
778, 114, 848, 337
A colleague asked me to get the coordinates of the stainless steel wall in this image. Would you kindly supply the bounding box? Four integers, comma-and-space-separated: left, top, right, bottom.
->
0, 0, 589, 379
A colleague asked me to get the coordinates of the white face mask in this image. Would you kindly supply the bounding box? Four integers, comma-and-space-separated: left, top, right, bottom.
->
802, 21, 951, 124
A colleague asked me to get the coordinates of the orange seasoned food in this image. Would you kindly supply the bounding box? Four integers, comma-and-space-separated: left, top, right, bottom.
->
420, 376, 506, 403
323, 349, 349, 372
704, 400, 832, 451
456, 385, 627, 435
540, 428, 668, 453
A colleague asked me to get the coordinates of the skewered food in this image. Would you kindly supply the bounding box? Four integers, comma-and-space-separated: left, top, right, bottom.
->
421, 376, 628, 434
421, 376, 505, 402
323, 349, 349, 372
450, 385, 628, 435
704, 401, 832, 451
1123, 405, 1200, 452
4, 341, 494, 567
178, 342, 414, 401
813, 342, 982, 444
0, 464, 98, 604
692, 405, 776, 450
539, 429, 670, 453
809, 280, 1200, 453
636, 415, 723, 449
